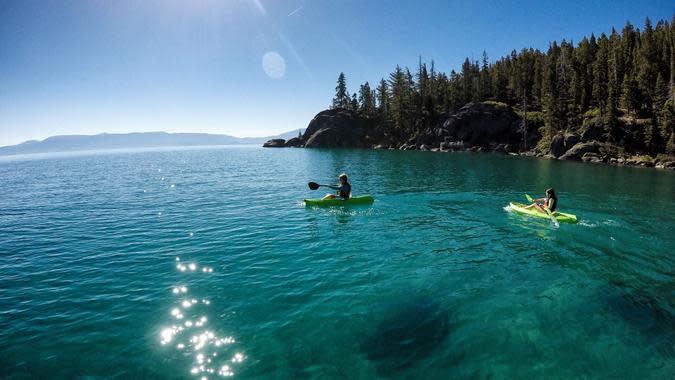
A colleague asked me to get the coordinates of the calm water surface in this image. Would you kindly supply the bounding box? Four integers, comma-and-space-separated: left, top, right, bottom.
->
0, 146, 673, 379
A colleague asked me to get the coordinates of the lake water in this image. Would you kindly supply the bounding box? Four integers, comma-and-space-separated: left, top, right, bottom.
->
0, 146, 673, 379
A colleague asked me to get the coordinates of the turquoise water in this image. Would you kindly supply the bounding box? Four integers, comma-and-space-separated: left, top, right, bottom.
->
1, 146, 674, 379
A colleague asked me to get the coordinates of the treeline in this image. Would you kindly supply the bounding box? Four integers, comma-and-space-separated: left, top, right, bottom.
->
331, 17, 675, 154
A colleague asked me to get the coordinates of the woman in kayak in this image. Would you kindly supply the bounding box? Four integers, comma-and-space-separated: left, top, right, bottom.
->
322, 173, 351, 200
525, 188, 557, 213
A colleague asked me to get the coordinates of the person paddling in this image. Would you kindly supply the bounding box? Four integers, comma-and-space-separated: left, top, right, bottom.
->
525, 188, 557, 214
322, 173, 351, 200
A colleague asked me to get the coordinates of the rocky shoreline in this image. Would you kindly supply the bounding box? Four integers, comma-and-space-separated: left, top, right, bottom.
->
264, 102, 675, 170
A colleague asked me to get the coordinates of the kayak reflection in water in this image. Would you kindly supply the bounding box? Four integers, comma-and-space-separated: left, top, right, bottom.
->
322, 173, 352, 200
524, 188, 557, 213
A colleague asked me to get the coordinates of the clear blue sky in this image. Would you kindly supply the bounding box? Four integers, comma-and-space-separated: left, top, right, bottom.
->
0, 0, 672, 146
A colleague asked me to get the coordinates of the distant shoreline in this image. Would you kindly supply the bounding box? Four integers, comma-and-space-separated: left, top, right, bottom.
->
0, 144, 264, 161
0, 130, 303, 157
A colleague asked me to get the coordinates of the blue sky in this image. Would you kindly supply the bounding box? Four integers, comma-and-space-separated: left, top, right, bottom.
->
0, 0, 672, 146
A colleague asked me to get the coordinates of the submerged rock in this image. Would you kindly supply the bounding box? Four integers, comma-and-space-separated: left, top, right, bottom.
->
601, 285, 675, 356
360, 298, 450, 372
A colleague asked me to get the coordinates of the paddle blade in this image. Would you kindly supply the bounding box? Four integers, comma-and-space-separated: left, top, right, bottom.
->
525, 194, 534, 203
549, 213, 559, 227
308, 182, 320, 190
542, 205, 559, 227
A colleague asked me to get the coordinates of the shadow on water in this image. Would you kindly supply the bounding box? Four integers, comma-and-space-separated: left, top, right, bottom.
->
599, 283, 675, 356
360, 297, 450, 374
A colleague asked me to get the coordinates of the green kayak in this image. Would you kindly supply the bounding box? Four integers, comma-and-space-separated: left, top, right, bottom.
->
304, 195, 374, 207
509, 202, 578, 224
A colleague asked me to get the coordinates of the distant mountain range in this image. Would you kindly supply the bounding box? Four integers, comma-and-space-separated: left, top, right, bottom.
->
0, 130, 303, 156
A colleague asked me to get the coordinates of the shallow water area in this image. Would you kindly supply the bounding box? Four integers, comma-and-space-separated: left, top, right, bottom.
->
0, 146, 673, 379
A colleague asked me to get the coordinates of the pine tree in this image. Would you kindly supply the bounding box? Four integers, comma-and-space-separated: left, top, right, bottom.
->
621, 21, 637, 77
593, 34, 609, 114
644, 117, 664, 154
446, 70, 462, 110
429, 60, 438, 104
416, 57, 428, 99
656, 74, 674, 153
542, 42, 560, 140
621, 72, 640, 117
637, 17, 659, 114
605, 75, 619, 141
461, 58, 475, 103
358, 82, 376, 116
376, 78, 390, 118
654, 73, 669, 110
663, 99, 675, 154
571, 40, 586, 110
532, 54, 544, 108
332, 72, 350, 109
557, 41, 574, 129
605, 38, 620, 140
389, 65, 408, 135
480, 51, 492, 100
415, 57, 429, 124
609, 28, 626, 92
350, 93, 359, 111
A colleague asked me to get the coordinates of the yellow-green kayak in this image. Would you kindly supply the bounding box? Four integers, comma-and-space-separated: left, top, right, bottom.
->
509, 202, 578, 224
304, 195, 374, 207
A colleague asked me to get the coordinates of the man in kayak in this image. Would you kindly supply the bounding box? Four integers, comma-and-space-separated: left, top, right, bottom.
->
525, 188, 557, 213
322, 173, 351, 200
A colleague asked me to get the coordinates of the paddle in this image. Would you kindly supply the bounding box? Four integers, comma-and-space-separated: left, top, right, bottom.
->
308, 181, 329, 190
525, 193, 559, 227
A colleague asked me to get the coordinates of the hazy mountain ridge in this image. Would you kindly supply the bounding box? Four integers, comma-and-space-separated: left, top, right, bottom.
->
0, 130, 303, 156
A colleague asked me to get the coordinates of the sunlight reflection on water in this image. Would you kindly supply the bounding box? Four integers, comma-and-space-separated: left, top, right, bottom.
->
158, 256, 244, 378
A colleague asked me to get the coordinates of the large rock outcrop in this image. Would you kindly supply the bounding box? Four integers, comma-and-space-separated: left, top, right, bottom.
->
284, 137, 303, 147
301, 108, 373, 148
262, 139, 286, 148
417, 102, 538, 150
564, 133, 581, 150
260, 102, 673, 170
550, 135, 566, 158
550, 132, 582, 158
580, 118, 607, 142
559, 141, 602, 160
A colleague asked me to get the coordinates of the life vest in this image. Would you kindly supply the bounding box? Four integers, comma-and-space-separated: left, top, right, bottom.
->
338, 183, 351, 199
